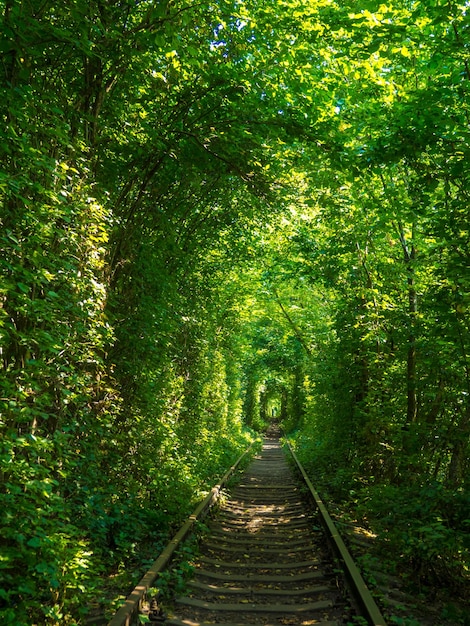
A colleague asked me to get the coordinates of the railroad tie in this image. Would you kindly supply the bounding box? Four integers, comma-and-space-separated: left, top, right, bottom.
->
162, 432, 351, 626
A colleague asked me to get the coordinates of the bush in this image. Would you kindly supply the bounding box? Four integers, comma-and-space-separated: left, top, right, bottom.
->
355, 482, 469, 589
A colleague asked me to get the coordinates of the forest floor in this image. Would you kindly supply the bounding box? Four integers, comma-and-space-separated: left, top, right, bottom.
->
330, 506, 470, 626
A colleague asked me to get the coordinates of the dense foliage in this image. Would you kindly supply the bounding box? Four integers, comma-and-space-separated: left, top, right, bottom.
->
1, 0, 469, 624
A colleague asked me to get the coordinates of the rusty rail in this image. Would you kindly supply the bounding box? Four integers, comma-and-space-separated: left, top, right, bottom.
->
107, 440, 257, 626
285, 439, 387, 626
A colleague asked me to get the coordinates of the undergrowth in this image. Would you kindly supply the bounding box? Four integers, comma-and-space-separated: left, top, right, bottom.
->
290, 431, 470, 624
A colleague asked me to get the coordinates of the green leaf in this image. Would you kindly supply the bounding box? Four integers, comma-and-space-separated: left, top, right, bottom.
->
27, 537, 41, 548
17, 282, 30, 293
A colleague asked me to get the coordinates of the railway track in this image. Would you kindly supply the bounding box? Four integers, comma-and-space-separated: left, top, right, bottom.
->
109, 426, 386, 626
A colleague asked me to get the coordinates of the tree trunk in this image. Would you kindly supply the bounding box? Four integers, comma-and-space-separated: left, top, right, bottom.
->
448, 406, 470, 486
397, 222, 418, 425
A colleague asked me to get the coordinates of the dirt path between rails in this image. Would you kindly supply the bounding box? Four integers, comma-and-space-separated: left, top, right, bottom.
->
162, 429, 355, 626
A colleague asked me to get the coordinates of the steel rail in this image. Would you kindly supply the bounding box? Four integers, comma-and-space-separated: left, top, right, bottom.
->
285, 439, 387, 626
107, 440, 257, 626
